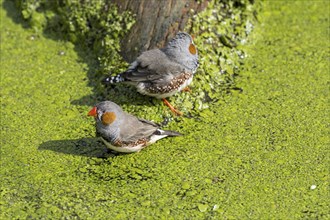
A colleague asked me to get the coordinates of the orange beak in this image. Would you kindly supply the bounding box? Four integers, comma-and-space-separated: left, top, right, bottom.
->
88, 107, 97, 117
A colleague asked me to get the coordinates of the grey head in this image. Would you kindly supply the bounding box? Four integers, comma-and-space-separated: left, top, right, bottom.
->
93, 101, 124, 126
162, 32, 199, 72
88, 101, 125, 143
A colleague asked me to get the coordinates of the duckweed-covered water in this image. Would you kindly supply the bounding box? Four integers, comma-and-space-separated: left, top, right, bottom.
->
1, 1, 329, 219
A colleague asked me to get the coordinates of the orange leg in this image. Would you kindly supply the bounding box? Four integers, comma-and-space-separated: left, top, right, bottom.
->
162, 98, 183, 116
182, 87, 192, 93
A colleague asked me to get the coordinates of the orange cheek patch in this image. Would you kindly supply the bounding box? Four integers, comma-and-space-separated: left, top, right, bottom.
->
102, 112, 116, 125
189, 43, 197, 55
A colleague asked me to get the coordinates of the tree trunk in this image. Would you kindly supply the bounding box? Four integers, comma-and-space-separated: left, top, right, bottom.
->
111, 0, 209, 62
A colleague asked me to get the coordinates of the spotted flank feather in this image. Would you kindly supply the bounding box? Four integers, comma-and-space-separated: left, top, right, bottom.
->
100, 128, 182, 153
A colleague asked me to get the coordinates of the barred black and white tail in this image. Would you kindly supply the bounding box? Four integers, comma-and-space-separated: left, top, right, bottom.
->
149, 129, 183, 144
102, 74, 126, 84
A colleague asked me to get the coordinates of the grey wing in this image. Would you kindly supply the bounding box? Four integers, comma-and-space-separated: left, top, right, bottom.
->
137, 118, 161, 127
122, 49, 185, 84
118, 113, 159, 143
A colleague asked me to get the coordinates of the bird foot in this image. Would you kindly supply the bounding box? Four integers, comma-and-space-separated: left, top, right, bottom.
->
162, 99, 183, 116
182, 87, 192, 93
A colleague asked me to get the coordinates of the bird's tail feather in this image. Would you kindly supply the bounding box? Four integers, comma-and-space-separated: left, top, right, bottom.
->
155, 129, 183, 137
102, 74, 126, 84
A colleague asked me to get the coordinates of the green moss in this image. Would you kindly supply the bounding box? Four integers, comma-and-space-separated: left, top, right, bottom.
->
1, 0, 329, 219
